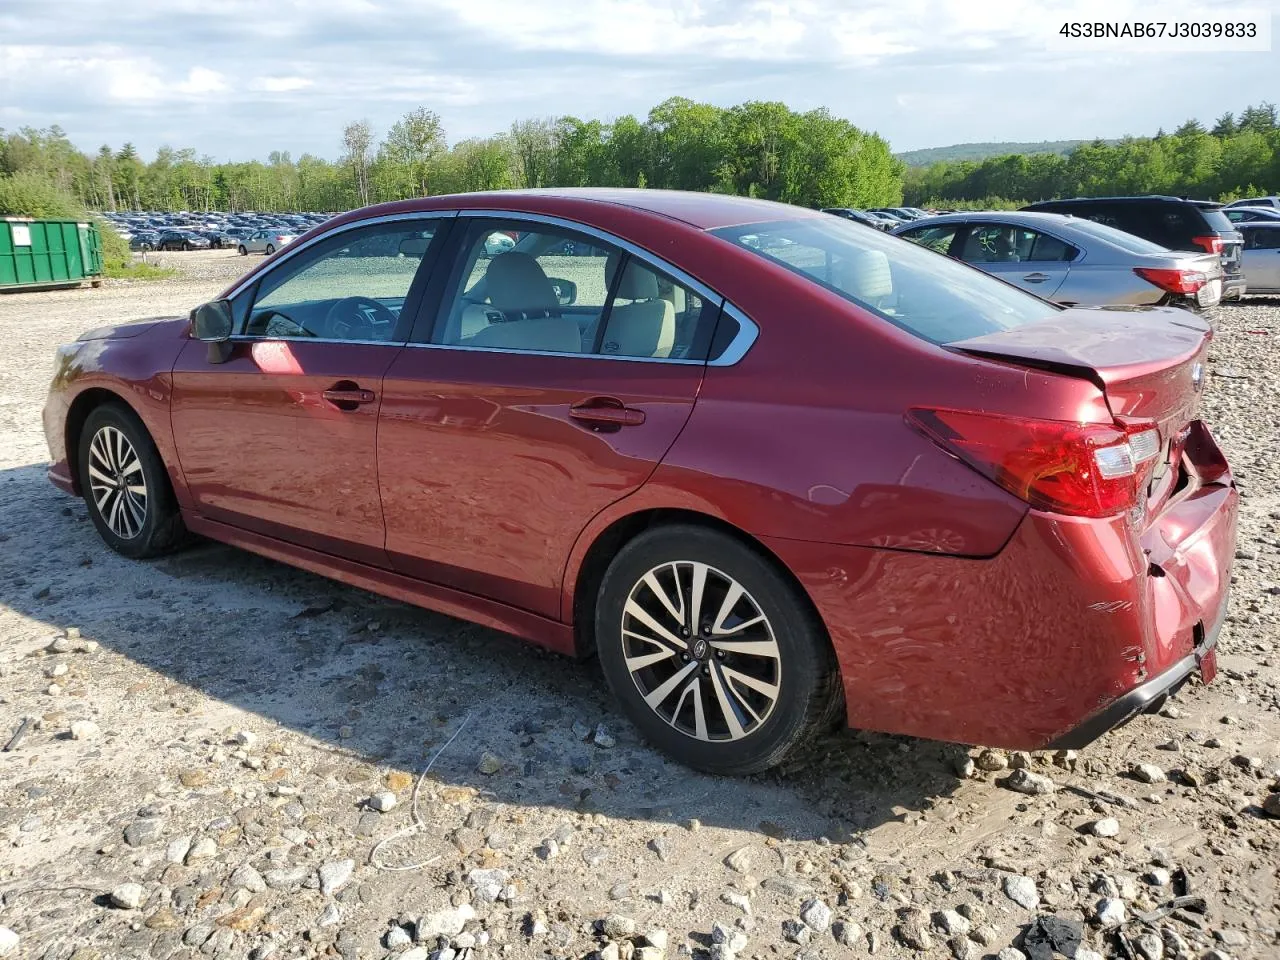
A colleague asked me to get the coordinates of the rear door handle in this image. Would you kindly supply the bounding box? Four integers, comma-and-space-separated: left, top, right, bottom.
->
1023, 272, 1050, 283
569, 398, 646, 427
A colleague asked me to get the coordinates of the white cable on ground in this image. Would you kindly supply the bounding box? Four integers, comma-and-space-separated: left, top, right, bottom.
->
369, 712, 473, 872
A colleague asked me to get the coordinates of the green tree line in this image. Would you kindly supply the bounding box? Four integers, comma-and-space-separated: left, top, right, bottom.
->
905, 103, 1279, 208
0, 98, 904, 216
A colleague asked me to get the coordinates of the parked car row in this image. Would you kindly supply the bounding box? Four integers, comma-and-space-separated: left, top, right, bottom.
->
105, 210, 330, 255
871, 193, 1280, 308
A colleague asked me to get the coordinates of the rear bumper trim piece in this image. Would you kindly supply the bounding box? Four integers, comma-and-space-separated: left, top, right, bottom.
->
1046, 588, 1227, 750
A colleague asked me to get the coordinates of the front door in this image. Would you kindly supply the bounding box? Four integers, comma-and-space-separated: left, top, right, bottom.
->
169, 216, 451, 566
377, 217, 720, 616
1242, 226, 1280, 291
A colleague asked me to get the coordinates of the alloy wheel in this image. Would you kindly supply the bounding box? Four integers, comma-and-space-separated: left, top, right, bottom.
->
87, 425, 148, 540
621, 561, 781, 742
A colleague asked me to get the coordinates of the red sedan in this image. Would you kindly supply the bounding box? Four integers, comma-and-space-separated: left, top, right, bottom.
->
42, 190, 1236, 774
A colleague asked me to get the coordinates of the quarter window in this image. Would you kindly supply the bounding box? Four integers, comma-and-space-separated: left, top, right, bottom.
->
243, 222, 439, 342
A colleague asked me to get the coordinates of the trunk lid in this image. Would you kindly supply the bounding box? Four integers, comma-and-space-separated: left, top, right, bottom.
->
949, 306, 1212, 516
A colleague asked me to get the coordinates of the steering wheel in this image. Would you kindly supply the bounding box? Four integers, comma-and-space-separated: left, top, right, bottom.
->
324, 296, 397, 340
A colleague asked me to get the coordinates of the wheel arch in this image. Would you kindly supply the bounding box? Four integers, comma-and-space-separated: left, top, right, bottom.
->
565, 506, 830, 662
64, 387, 140, 496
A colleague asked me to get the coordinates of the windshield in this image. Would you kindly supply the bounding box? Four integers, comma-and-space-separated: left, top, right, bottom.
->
1070, 219, 1169, 255
711, 218, 1061, 344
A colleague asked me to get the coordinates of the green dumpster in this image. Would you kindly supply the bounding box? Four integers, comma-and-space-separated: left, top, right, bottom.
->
0, 217, 104, 292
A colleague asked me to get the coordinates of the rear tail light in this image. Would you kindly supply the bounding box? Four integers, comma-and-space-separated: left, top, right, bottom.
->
1134, 267, 1207, 295
908, 409, 1160, 519
1190, 235, 1224, 255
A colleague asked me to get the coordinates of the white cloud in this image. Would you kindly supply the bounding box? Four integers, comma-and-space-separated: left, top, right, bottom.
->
176, 67, 228, 95
251, 76, 314, 93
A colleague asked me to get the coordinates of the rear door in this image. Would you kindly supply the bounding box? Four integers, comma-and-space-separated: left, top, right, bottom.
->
1243, 226, 1280, 290
955, 222, 1073, 298
377, 216, 721, 617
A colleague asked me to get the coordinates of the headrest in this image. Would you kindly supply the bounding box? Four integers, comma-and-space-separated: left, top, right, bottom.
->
605, 251, 660, 300
486, 252, 558, 312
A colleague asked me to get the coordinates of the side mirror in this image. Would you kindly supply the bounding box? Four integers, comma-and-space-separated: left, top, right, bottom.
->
191, 300, 233, 363
191, 300, 233, 341
548, 277, 577, 306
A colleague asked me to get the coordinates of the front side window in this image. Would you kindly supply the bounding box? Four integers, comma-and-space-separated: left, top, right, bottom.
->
434, 221, 716, 359
244, 222, 439, 342
712, 217, 1061, 344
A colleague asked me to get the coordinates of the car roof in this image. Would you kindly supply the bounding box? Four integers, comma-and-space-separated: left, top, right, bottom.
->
896, 210, 1082, 229
336, 188, 825, 231
1028, 195, 1220, 208
1237, 220, 1280, 227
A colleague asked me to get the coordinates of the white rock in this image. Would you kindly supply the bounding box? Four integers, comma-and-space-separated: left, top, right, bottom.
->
234, 730, 257, 748
997, 950, 1027, 960
593, 723, 616, 748
46, 662, 69, 678
721, 891, 752, 914
0, 927, 18, 957
1133, 763, 1167, 784
724, 846, 751, 873
468, 867, 509, 903
385, 926, 412, 948
934, 909, 971, 936
319, 858, 354, 896
318, 902, 341, 927
1089, 817, 1121, 838
417, 904, 476, 939
185, 837, 217, 864
1002, 875, 1041, 909
1096, 897, 1127, 926
398, 950, 430, 960
644, 929, 669, 950
368, 791, 397, 812
110, 882, 145, 909
165, 836, 193, 864
229, 862, 267, 893
46, 683, 62, 696
800, 898, 832, 933
602, 914, 637, 939
1076, 950, 1106, 960
69, 720, 100, 740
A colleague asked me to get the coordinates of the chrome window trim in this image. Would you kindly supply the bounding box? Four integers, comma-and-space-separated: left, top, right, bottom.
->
226, 335, 406, 347
712, 303, 759, 367
222, 210, 459, 302
400, 340, 706, 365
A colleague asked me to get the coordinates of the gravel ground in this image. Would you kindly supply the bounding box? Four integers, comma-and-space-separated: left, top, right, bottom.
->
0, 251, 1277, 960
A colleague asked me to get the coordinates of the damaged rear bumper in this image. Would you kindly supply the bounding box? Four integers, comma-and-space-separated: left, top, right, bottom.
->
1045, 587, 1227, 750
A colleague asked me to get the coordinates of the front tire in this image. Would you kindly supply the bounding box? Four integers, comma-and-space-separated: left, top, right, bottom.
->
595, 525, 840, 775
77, 404, 185, 559
238, 245, 248, 256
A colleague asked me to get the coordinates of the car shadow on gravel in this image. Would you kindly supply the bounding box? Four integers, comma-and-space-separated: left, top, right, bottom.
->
0, 462, 966, 844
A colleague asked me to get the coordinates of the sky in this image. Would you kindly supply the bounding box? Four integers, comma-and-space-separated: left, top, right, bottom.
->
1, 0, 1277, 162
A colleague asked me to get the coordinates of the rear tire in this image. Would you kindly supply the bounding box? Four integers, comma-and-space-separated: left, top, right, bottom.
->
77, 404, 185, 559
594, 524, 840, 775
265, 244, 275, 255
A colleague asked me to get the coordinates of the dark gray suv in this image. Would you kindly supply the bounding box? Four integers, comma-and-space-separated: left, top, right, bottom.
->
1022, 196, 1246, 301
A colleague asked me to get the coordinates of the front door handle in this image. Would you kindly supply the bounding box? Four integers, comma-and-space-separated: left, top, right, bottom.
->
322, 382, 376, 411
1022, 272, 1050, 283
569, 398, 646, 428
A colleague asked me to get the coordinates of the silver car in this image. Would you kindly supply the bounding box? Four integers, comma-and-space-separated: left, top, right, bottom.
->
1238, 222, 1280, 294
237, 229, 298, 256
893, 211, 1224, 310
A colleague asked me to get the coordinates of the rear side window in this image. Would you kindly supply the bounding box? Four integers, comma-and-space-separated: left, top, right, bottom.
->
1071, 219, 1169, 254
712, 218, 1060, 344
1198, 208, 1234, 232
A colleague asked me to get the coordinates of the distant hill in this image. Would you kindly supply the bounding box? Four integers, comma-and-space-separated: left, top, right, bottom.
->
896, 139, 1119, 167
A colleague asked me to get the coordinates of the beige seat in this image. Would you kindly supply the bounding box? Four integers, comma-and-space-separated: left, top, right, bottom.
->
599, 253, 675, 358
463, 252, 581, 352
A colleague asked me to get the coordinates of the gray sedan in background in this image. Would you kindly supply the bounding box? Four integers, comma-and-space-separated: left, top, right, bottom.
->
893, 211, 1224, 310
1239, 222, 1280, 294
